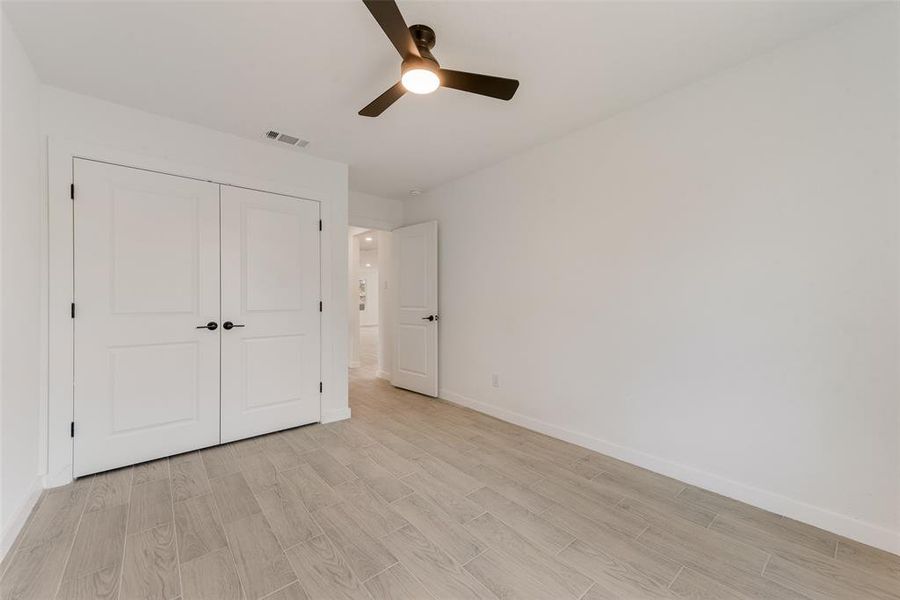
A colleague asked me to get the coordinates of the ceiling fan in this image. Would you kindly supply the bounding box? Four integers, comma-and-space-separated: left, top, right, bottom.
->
359, 0, 520, 117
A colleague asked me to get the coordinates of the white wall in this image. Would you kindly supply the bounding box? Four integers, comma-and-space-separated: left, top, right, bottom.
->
376, 230, 395, 380
359, 249, 379, 332
40, 85, 351, 485
349, 190, 404, 230
347, 229, 363, 368
404, 6, 900, 553
0, 12, 43, 556
359, 264, 379, 327
360, 249, 378, 268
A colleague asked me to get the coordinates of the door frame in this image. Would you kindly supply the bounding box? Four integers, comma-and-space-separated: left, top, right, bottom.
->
47, 137, 342, 487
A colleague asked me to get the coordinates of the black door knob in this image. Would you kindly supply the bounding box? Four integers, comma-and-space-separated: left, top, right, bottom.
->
223, 321, 245, 330
196, 321, 218, 331
421, 315, 435, 321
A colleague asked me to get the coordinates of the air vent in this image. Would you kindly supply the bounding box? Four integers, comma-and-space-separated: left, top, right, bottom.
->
263, 130, 310, 149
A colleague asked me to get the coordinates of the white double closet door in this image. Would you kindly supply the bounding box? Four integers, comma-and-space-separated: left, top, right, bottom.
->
73, 159, 321, 477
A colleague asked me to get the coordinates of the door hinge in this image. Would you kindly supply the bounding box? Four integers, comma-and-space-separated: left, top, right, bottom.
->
70, 183, 75, 200
70, 422, 75, 438
319, 219, 322, 231
70, 303, 75, 318
319, 382, 323, 393
319, 301, 323, 312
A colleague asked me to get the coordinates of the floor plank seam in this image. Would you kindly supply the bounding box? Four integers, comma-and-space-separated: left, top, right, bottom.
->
167, 459, 185, 600
460, 546, 489, 567
259, 577, 301, 600
360, 559, 400, 584
588, 470, 606, 482
760, 552, 772, 576
244, 453, 310, 599
206, 470, 250, 600
634, 524, 650, 541
392, 555, 441, 600
555, 537, 577, 557
387, 488, 415, 505
468, 510, 488, 525
667, 564, 685, 589
53, 474, 97, 599
311, 506, 372, 592
114, 468, 137, 600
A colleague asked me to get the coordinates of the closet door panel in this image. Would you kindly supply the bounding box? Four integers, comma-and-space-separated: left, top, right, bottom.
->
220, 186, 321, 442
73, 159, 221, 477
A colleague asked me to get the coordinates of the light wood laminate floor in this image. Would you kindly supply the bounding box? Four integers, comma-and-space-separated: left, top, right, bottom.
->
2, 328, 898, 599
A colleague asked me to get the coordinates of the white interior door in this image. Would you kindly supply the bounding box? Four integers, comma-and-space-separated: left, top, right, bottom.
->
220, 186, 321, 442
392, 221, 438, 396
73, 159, 221, 476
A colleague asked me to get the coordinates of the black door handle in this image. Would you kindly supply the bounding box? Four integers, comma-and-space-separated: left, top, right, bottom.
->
196, 321, 218, 331
223, 321, 245, 330
421, 315, 436, 321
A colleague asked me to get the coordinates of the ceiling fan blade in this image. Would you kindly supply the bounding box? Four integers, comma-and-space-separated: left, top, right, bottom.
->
362, 0, 420, 59
359, 82, 406, 117
439, 69, 519, 101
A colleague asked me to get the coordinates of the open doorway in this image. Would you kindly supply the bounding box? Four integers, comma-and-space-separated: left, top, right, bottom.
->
348, 221, 439, 396
349, 227, 393, 382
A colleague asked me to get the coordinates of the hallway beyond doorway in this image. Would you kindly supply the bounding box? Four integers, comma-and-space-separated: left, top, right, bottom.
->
354, 326, 379, 380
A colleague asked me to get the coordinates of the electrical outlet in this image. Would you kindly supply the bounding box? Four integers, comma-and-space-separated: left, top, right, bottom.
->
491, 373, 500, 388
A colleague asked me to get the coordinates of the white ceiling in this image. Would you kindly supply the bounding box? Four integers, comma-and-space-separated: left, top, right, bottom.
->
5, 1, 864, 199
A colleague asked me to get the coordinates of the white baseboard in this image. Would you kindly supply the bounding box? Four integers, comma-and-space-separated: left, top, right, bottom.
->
321, 407, 352, 424
439, 388, 900, 556
376, 369, 390, 380
0, 477, 43, 560
44, 463, 74, 489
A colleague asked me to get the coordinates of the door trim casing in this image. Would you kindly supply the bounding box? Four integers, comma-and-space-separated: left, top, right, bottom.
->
47, 137, 342, 487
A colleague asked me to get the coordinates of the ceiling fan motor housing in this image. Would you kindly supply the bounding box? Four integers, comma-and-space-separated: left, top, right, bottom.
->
410, 24, 436, 51
405, 24, 439, 70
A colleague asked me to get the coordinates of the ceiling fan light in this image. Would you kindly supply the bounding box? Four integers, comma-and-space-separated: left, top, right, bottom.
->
401, 68, 440, 94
